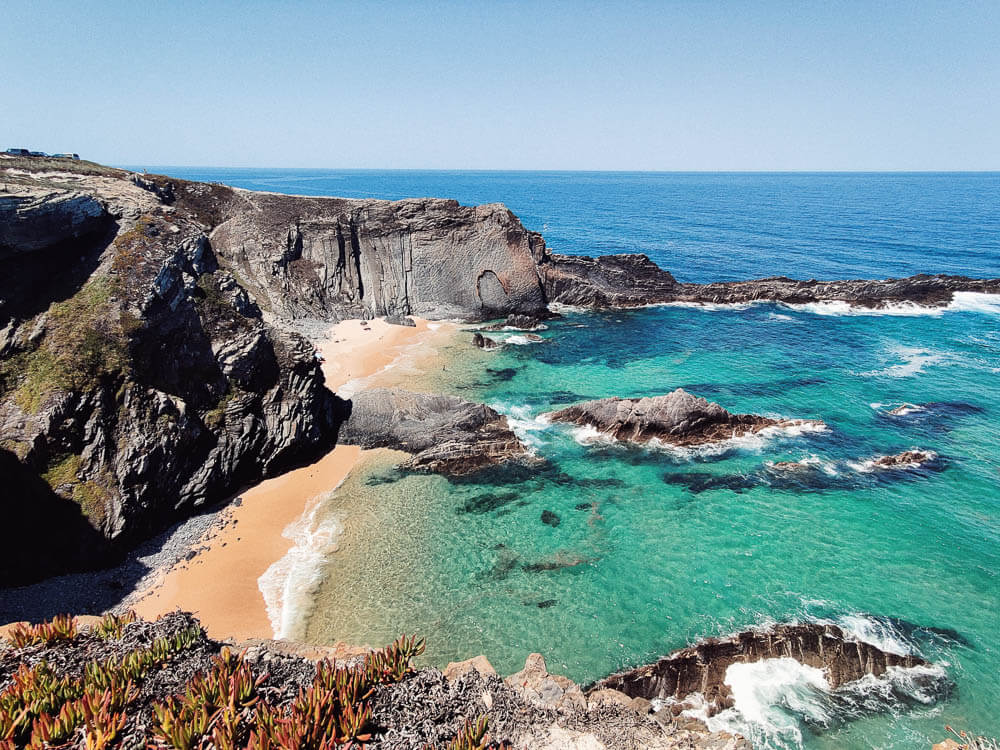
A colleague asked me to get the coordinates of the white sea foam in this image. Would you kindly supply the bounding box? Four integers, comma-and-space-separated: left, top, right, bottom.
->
570, 423, 618, 446
862, 345, 947, 378
494, 404, 552, 449
769, 313, 795, 321
503, 334, 543, 346
655, 300, 759, 312
784, 300, 946, 317
947, 291, 1000, 314
258, 498, 346, 640
836, 613, 912, 656
702, 656, 949, 750
704, 658, 832, 749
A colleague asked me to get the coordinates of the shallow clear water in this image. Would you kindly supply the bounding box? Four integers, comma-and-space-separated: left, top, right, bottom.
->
150, 168, 999, 749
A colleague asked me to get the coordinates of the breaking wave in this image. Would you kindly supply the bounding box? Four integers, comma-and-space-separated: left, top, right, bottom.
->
699, 658, 949, 750
570, 421, 828, 459
258, 497, 346, 641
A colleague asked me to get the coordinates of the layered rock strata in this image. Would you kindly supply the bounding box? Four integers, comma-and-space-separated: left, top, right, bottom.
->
539, 252, 1000, 310
337, 388, 530, 475
545, 388, 823, 447
591, 623, 928, 717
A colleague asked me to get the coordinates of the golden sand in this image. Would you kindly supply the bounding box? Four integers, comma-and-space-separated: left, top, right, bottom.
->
131, 317, 457, 641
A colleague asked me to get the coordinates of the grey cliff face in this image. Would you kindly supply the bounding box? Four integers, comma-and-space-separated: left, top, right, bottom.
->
0, 187, 111, 258
0, 165, 344, 584
544, 388, 823, 447
337, 388, 529, 475
591, 623, 931, 718
209, 192, 549, 322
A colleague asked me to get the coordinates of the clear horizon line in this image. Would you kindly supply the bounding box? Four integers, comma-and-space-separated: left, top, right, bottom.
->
118, 163, 1000, 175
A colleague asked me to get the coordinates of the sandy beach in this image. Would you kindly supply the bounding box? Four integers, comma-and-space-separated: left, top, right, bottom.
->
130, 316, 458, 641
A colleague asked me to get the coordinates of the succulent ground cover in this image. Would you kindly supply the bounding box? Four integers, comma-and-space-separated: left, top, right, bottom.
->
0, 613, 507, 750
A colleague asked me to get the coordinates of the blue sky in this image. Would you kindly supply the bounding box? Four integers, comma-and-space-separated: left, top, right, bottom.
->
2, 1, 998, 170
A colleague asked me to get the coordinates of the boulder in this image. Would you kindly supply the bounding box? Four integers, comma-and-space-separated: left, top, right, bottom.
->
505, 653, 587, 712
545, 388, 823, 447
443, 654, 497, 683
338, 388, 529, 475
473, 332, 501, 349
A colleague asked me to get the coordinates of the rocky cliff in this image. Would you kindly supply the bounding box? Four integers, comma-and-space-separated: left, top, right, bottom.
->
0, 157, 553, 584
0, 164, 346, 583
209, 190, 549, 321
3, 155, 999, 586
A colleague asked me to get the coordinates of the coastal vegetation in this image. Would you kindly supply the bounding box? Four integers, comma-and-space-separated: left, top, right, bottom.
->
0, 614, 504, 750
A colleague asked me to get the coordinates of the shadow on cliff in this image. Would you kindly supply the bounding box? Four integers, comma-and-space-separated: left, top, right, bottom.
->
0, 222, 116, 326
0, 448, 114, 589
0, 395, 354, 623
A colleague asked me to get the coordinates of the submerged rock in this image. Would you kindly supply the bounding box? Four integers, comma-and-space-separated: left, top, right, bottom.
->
337, 388, 530, 476
544, 388, 823, 447
541, 510, 561, 527
591, 623, 929, 718
473, 332, 501, 349
870, 449, 938, 469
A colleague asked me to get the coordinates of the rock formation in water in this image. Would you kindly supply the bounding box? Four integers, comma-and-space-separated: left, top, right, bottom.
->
591, 623, 929, 718
544, 388, 823, 447
538, 252, 1000, 310
337, 388, 530, 475
870, 449, 938, 469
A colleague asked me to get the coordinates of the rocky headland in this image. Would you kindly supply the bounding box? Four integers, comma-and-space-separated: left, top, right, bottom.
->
544, 389, 824, 448
4, 156, 998, 586
539, 252, 1000, 310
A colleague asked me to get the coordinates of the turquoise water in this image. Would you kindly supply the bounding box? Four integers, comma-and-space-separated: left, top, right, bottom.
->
151, 169, 999, 749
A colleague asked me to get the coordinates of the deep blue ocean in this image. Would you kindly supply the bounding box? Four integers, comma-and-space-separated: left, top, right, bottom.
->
146, 168, 1000, 750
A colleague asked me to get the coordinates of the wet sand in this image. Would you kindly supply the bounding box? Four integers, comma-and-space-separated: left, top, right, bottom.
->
131, 317, 458, 641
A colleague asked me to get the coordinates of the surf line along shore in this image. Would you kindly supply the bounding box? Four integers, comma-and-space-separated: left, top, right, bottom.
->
131, 317, 460, 642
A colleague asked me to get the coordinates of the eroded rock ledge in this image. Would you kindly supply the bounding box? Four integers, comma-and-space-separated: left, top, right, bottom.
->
337, 388, 531, 475
544, 388, 823, 447
591, 622, 928, 718
540, 252, 1000, 310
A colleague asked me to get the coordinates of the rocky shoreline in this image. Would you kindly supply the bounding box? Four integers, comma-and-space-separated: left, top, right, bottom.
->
3, 156, 999, 583
2, 611, 950, 750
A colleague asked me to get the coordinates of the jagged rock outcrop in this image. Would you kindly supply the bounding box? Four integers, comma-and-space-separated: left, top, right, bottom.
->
0, 187, 111, 258
541, 253, 683, 308
0, 163, 345, 584
337, 388, 529, 475
870, 450, 937, 469
209, 191, 550, 321
539, 252, 1000, 310
544, 388, 823, 447
592, 623, 928, 717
